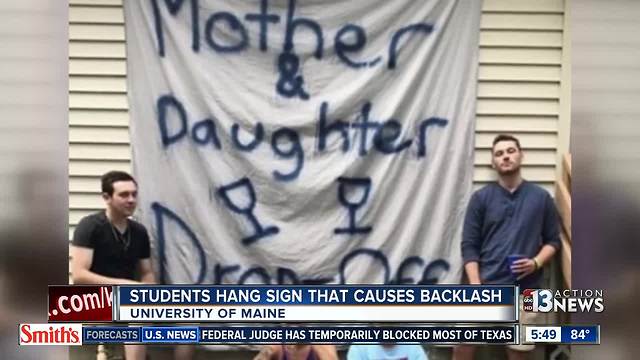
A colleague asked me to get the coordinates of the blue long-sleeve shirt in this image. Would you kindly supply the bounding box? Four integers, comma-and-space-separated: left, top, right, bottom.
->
461, 181, 561, 289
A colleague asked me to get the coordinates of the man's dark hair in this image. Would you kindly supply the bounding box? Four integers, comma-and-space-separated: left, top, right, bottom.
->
492, 134, 521, 151
101, 171, 137, 195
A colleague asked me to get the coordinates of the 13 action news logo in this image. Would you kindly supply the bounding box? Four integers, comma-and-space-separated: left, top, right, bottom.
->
523, 289, 604, 313
19, 324, 83, 345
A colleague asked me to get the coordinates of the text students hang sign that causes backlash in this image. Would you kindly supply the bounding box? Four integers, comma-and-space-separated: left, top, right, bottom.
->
70, 171, 194, 360
454, 135, 561, 360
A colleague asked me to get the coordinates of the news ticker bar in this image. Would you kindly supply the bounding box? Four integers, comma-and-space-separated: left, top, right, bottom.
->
20, 324, 601, 346
523, 325, 600, 345
22, 324, 518, 345
49, 285, 518, 323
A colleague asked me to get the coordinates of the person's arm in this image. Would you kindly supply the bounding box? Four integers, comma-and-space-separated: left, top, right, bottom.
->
539, 193, 562, 257
464, 261, 481, 285
137, 258, 156, 284
70, 246, 139, 285
533, 244, 557, 267
461, 193, 484, 284
512, 194, 561, 278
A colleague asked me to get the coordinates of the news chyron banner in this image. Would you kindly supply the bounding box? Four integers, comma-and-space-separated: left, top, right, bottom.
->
48, 285, 517, 323
114, 285, 516, 322
20, 324, 520, 346
29, 285, 605, 346
19, 323, 601, 346
45, 285, 608, 322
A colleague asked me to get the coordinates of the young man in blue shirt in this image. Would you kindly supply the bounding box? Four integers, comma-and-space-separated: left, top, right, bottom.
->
454, 135, 561, 360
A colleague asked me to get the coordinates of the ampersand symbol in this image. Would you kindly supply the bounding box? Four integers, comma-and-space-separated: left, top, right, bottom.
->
276, 51, 309, 100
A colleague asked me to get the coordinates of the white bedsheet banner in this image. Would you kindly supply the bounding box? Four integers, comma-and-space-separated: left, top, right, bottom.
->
124, 0, 481, 286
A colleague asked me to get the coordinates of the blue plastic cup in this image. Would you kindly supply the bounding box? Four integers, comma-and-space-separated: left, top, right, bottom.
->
507, 254, 526, 277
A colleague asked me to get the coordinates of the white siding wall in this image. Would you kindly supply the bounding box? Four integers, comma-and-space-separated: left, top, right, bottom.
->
69, 0, 568, 239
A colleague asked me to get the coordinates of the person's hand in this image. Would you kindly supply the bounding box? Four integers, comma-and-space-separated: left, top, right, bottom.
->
511, 258, 537, 280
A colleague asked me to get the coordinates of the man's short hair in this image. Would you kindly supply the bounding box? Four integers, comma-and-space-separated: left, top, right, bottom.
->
492, 134, 521, 151
101, 171, 137, 196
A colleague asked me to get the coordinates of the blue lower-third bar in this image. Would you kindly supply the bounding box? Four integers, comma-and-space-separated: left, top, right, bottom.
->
141, 326, 199, 343
561, 325, 599, 344
83, 327, 141, 344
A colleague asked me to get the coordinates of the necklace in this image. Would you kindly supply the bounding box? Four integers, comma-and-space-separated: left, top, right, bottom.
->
109, 222, 131, 252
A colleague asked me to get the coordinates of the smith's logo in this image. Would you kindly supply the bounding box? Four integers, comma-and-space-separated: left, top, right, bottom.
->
19, 324, 83, 345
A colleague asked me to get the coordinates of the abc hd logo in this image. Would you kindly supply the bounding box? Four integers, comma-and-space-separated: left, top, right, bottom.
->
523, 289, 604, 313
19, 324, 83, 346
